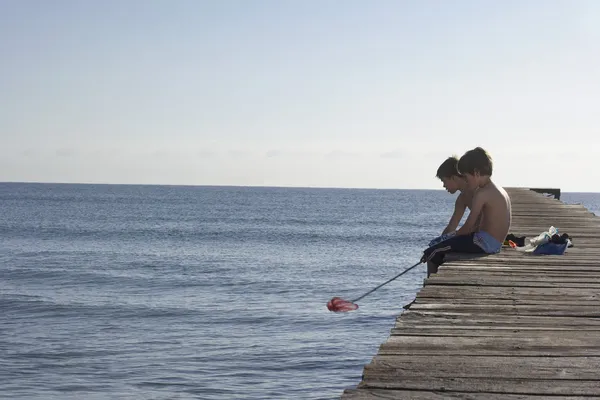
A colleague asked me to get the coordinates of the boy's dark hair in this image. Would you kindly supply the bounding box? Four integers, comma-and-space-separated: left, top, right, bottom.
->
436, 156, 461, 180
458, 147, 493, 176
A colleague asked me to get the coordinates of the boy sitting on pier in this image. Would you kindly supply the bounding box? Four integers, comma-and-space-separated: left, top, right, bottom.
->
422, 147, 512, 275
428, 155, 475, 247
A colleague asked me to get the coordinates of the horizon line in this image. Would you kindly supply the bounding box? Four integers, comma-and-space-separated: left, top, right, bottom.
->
0, 180, 445, 191
0, 180, 597, 194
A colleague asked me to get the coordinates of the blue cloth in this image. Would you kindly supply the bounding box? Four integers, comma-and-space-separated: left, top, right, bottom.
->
473, 231, 502, 254
533, 242, 568, 255
428, 232, 456, 247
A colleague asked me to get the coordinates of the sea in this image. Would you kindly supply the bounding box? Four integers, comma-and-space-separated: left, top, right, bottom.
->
1, 183, 598, 400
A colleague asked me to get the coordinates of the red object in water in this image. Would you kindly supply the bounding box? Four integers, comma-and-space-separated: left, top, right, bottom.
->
327, 297, 359, 312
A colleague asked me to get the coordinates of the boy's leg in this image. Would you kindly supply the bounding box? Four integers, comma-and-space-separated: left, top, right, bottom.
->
422, 233, 486, 276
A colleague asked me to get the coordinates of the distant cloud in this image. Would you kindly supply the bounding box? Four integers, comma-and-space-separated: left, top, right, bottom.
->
197, 150, 215, 158
91, 148, 122, 158
325, 150, 361, 159
55, 148, 75, 157
228, 150, 251, 158
380, 150, 404, 159
265, 149, 281, 158
264, 150, 321, 158
149, 149, 205, 158
263, 149, 375, 159
151, 149, 171, 157
423, 150, 454, 160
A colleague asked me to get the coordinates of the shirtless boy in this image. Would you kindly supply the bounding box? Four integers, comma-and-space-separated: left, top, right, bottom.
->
422, 147, 512, 272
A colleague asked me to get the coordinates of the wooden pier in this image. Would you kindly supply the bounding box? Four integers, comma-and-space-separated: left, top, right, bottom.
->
341, 187, 600, 399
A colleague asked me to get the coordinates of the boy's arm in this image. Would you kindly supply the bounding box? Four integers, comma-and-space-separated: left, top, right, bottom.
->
456, 190, 486, 236
442, 195, 467, 234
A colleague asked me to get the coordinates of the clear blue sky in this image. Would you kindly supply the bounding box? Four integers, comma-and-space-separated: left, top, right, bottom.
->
1, 0, 599, 191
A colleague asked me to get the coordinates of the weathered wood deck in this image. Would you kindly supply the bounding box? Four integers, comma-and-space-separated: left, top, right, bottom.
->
341, 187, 600, 399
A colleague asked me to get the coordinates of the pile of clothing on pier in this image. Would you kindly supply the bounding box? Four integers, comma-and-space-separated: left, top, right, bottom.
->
504, 226, 573, 255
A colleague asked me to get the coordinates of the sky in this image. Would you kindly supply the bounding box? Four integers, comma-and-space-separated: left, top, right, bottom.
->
1, 0, 599, 191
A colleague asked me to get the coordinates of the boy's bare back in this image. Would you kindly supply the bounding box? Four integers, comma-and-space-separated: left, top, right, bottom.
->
475, 182, 512, 244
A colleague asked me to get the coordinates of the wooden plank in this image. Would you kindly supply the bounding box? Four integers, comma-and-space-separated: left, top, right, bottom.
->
506, 228, 599, 234
425, 275, 600, 284
481, 252, 600, 259
416, 285, 600, 299
509, 222, 598, 226
366, 355, 600, 379
510, 213, 595, 219
445, 256, 600, 264
429, 274, 600, 281
358, 377, 600, 396
411, 299, 600, 307
342, 389, 597, 400
444, 258, 600, 265
396, 312, 600, 328
390, 327, 600, 336
508, 217, 598, 222
439, 258, 599, 267
436, 269, 600, 276
424, 275, 600, 288
509, 213, 599, 219
427, 276, 600, 284
406, 303, 600, 317
378, 335, 600, 356
442, 260, 600, 267
436, 267, 600, 273
510, 206, 593, 211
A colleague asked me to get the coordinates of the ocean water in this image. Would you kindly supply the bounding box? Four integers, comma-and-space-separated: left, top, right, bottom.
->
561, 192, 600, 216
1, 183, 598, 400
